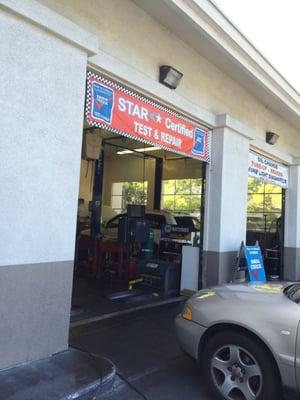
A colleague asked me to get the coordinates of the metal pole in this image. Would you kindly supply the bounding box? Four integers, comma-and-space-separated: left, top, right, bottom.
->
153, 158, 163, 210
90, 144, 105, 237
198, 162, 206, 290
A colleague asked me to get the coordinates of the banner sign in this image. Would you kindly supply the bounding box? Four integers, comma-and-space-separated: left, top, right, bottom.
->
243, 245, 266, 283
85, 72, 210, 161
248, 152, 288, 188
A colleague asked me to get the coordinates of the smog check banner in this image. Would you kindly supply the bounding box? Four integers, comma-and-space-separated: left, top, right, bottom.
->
85, 72, 210, 161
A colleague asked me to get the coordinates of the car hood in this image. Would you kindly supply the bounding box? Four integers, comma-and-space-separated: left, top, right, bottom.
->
188, 282, 299, 329
195, 281, 290, 298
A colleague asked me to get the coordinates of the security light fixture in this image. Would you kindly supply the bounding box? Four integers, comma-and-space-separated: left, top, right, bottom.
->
266, 131, 279, 145
159, 65, 183, 89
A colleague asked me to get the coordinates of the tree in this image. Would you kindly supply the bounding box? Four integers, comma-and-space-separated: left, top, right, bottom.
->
161, 178, 202, 217
122, 181, 147, 211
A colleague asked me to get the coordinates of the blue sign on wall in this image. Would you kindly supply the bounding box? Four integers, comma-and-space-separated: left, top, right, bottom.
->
192, 128, 205, 156
91, 81, 114, 124
243, 246, 266, 283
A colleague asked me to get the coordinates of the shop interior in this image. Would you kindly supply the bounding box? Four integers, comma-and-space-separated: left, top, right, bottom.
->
246, 177, 284, 279
71, 128, 205, 322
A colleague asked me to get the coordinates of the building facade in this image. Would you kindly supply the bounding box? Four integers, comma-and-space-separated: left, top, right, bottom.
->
0, 0, 299, 371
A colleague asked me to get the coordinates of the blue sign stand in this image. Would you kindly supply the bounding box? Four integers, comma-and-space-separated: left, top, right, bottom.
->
243, 245, 266, 283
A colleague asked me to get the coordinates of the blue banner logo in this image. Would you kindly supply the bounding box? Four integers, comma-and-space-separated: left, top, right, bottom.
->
92, 82, 114, 124
192, 128, 205, 156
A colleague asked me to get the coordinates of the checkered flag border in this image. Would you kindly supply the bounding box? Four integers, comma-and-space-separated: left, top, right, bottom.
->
85, 71, 210, 162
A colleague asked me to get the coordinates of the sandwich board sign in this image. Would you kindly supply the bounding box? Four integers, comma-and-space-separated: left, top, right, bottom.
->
243, 245, 266, 283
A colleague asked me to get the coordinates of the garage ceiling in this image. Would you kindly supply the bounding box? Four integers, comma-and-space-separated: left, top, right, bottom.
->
83, 127, 198, 160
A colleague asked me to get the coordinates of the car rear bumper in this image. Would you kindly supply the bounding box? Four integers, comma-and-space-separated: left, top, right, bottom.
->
175, 314, 207, 360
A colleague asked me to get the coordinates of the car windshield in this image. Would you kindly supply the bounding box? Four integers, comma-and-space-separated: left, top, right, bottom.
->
283, 283, 300, 304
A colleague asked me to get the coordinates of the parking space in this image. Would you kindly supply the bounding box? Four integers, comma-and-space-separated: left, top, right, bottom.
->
70, 302, 296, 400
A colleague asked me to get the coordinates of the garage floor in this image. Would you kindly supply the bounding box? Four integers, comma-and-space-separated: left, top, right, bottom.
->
71, 276, 169, 322
69, 302, 296, 400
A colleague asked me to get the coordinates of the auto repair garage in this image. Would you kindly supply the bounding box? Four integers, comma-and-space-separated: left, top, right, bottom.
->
71, 71, 209, 321
2, 0, 300, 378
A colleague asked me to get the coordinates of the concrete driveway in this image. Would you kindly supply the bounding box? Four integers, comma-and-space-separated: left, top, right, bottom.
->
70, 302, 296, 400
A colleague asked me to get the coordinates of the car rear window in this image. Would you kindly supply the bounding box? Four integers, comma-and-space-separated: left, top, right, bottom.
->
106, 215, 123, 228
284, 283, 300, 304
146, 214, 166, 229
175, 216, 200, 231
106, 213, 166, 230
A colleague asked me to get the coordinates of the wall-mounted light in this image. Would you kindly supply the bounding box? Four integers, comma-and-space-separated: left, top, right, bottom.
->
159, 65, 183, 89
266, 131, 279, 145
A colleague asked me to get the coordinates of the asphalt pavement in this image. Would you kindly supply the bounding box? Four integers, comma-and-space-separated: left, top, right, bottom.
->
70, 302, 296, 400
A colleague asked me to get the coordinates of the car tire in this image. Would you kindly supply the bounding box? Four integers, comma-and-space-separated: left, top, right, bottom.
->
201, 330, 282, 400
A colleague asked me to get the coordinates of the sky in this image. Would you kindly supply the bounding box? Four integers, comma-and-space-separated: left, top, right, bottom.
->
213, 0, 300, 93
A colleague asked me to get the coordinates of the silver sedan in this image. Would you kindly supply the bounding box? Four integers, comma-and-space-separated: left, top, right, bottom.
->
175, 282, 300, 400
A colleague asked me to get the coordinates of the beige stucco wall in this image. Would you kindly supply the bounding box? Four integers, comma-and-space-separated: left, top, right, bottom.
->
0, 1, 95, 369
39, 0, 300, 160
0, 4, 88, 266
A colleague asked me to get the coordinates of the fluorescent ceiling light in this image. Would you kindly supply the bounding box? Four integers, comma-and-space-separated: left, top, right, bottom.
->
116, 149, 134, 155
117, 146, 162, 155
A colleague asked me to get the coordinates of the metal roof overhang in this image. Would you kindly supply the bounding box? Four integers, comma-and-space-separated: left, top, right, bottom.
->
133, 0, 300, 130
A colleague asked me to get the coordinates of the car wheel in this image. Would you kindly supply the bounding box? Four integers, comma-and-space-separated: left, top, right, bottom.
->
201, 331, 281, 400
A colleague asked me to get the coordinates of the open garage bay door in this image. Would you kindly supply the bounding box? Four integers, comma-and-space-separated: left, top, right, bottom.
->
85, 71, 210, 162
247, 152, 288, 278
